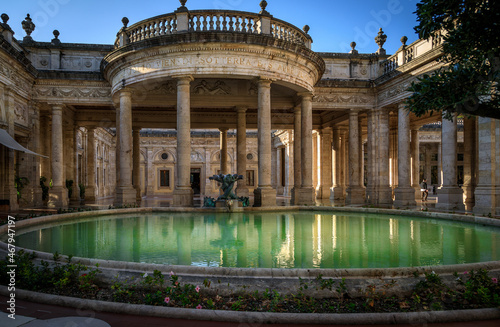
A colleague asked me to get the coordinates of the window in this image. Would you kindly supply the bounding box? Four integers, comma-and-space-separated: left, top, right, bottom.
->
161, 153, 169, 160
457, 153, 464, 162
431, 166, 438, 185
160, 170, 170, 187
431, 154, 438, 162
246, 170, 255, 187
247, 153, 254, 160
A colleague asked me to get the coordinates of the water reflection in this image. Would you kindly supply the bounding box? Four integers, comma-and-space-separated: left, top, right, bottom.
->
14, 212, 500, 269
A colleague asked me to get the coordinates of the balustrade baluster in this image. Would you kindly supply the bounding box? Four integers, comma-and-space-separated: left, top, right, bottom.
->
222, 14, 228, 31
202, 14, 208, 31
228, 15, 234, 32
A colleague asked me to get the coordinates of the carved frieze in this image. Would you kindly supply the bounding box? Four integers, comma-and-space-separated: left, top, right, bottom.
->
313, 94, 371, 104
14, 102, 28, 126
378, 81, 412, 103
193, 80, 231, 95
35, 86, 111, 98
148, 81, 176, 95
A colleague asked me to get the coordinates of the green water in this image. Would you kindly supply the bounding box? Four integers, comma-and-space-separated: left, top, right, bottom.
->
12, 212, 500, 269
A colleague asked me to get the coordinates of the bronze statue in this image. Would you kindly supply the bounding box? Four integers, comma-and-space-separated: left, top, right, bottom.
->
209, 173, 243, 200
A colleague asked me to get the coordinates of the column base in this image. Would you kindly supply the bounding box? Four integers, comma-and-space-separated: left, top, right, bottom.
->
173, 188, 194, 207
436, 186, 465, 211
114, 186, 137, 206
346, 187, 365, 205
330, 186, 345, 202
473, 186, 500, 216
297, 187, 316, 206
48, 186, 68, 208
394, 187, 416, 207
463, 184, 475, 211
85, 186, 97, 203
376, 186, 394, 205
253, 187, 276, 207
317, 186, 331, 200
290, 187, 300, 205
135, 186, 142, 203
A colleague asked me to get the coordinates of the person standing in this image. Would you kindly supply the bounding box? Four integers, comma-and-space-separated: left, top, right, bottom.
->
421, 178, 428, 202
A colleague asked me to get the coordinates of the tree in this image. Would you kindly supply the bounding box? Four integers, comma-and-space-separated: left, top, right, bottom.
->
405, 0, 500, 120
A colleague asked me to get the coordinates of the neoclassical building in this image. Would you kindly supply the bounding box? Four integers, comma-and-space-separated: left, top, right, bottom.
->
0, 1, 499, 215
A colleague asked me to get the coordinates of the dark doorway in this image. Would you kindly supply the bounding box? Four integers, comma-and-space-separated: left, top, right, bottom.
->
191, 168, 201, 195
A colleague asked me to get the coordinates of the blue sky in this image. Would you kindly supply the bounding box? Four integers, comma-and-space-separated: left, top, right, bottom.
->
2, 0, 420, 54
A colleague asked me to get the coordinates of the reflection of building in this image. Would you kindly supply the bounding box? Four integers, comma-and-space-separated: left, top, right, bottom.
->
0, 1, 498, 215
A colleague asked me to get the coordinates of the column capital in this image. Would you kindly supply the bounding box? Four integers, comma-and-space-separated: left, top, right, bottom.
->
257, 78, 272, 88
132, 127, 141, 133
51, 105, 64, 113
297, 91, 313, 100
235, 106, 248, 114
219, 127, 229, 133
174, 75, 194, 84
397, 102, 407, 110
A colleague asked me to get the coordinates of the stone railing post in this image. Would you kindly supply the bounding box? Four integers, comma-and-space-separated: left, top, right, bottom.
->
175, 1, 190, 33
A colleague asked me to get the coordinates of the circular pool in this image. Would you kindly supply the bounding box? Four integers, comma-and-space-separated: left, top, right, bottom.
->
10, 211, 500, 269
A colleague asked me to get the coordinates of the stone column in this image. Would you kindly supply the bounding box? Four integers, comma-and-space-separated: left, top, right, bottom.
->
394, 104, 416, 207
411, 129, 420, 199
436, 113, 465, 210
346, 110, 365, 205
85, 126, 97, 202
115, 103, 121, 193
297, 92, 315, 205
331, 127, 344, 201
340, 128, 348, 200
235, 107, 249, 197
219, 128, 228, 174
48, 105, 68, 208
291, 106, 301, 205
173, 76, 194, 207
114, 89, 137, 206
377, 109, 396, 205
312, 131, 318, 193
473, 117, 500, 215
133, 127, 141, 203
253, 79, 276, 207
463, 117, 476, 211
318, 127, 333, 199
3, 88, 17, 210
365, 109, 377, 204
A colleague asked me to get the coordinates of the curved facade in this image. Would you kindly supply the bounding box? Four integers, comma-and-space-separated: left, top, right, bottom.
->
0, 2, 499, 214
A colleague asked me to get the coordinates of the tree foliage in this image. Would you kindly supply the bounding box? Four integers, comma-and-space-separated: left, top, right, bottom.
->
405, 0, 500, 120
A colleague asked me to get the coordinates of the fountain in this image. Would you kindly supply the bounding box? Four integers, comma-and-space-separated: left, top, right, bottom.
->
204, 173, 249, 209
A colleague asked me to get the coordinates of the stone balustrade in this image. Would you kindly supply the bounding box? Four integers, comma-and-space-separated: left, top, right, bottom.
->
115, 10, 311, 49
381, 32, 444, 75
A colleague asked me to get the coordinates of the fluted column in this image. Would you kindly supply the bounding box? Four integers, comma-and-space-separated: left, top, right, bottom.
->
49, 105, 68, 207
318, 127, 333, 199
473, 117, 500, 215
297, 92, 315, 205
346, 109, 365, 205
85, 126, 97, 202
463, 117, 476, 211
236, 107, 249, 197
114, 89, 136, 206
133, 127, 141, 203
411, 129, 420, 199
394, 104, 416, 207
291, 106, 301, 205
253, 79, 276, 207
436, 113, 465, 210
219, 128, 228, 174
173, 75, 194, 207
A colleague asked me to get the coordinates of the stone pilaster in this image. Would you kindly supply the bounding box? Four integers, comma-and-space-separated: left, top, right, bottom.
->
331, 127, 344, 202
219, 128, 228, 174
173, 76, 194, 207
297, 92, 315, 205
436, 113, 465, 211
394, 104, 416, 207
254, 79, 276, 207
463, 117, 477, 211
85, 126, 97, 202
114, 89, 137, 206
318, 127, 332, 199
235, 107, 249, 198
291, 106, 301, 205
48, 105, 68, 208
346, 109, 365, 205
133, 128, 142, 203
473, 117, 500, 215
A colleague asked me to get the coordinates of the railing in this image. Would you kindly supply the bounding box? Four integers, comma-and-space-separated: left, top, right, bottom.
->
114, 10, 311, 49
381, 33, 444, 75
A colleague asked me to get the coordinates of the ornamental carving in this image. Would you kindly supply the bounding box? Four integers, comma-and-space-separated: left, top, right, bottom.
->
378, 81, 411, 102
35, 87, 111, 98
313, 94, 371, 104
191, 151, 204, 162
193, 80, 231, 95
14, 103, 28, 125
248, 82, 258, 96
149, 81, 176, 95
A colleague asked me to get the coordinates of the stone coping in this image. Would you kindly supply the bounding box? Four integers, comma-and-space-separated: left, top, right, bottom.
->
1, 286, 499, 325
1, 206, 500, 279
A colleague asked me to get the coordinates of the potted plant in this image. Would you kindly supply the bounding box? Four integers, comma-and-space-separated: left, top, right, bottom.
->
15, 176, 29, 204
40, 176, 49, 205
